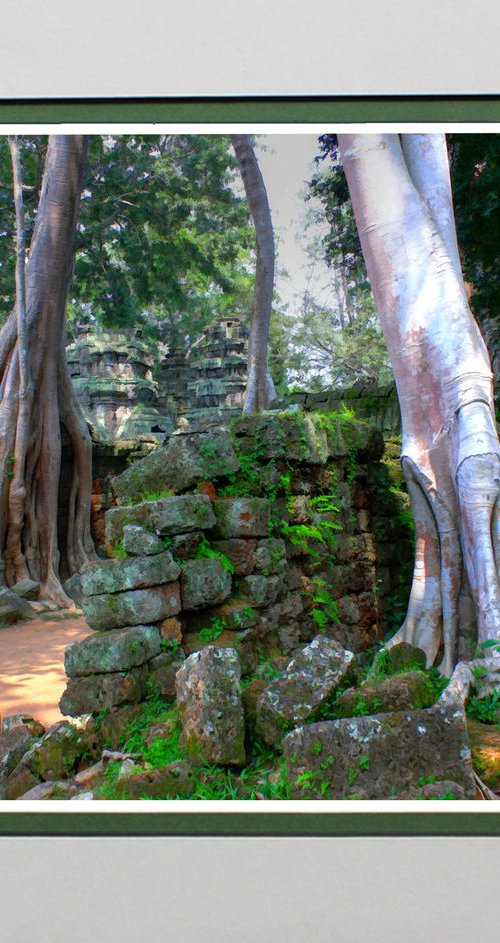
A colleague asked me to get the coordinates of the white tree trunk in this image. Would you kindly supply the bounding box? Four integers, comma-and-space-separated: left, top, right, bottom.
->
339, 133, 500, 675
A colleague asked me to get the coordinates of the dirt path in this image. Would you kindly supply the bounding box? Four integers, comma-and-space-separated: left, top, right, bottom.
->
0, 614, 92, 728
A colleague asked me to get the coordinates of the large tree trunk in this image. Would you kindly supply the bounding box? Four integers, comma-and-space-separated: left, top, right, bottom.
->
0, 135, 94, 606
339, 132, 500, 676
231, 135, 276, 412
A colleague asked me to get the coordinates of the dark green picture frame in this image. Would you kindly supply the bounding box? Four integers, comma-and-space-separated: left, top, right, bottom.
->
0, 94, 499, 837
0, 96, 500, 124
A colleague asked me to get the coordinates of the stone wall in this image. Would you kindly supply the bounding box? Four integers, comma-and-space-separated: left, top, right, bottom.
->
59, 412, 414, 717
285, 383, 401, 436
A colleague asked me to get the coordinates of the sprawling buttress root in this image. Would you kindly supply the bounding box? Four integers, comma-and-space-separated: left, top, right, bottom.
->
386, 456, 462, 676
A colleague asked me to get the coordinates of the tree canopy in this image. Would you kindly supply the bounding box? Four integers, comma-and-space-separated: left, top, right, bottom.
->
0, 135, 255, 349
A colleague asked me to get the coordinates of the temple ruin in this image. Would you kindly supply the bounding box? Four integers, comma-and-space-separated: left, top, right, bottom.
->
67, 314, 250, 444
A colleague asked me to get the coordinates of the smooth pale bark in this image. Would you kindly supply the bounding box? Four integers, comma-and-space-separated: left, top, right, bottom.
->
339, 133, 500, 675
231, 135, 276, 412
0, 135, 95, 605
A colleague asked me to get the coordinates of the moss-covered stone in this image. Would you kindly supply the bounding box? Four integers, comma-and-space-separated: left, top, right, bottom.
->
59, 666, 148, 717
180, 558, 232, 610
335, 671, 438, 718
115, 760, 197, 799
0, 725, 36, 785
283, 705, 475, 799
232, 413, 330, 464
111, 429, 240, 502
212, 497, 271, 539
105, 494, 216, 544
256, 637, 354, 747
368, 642, 427, 679
82, 583, 181, 631
81, 552, 180, 597
176, 646, 245, 765
122, 525, 164, 556
26, 722, 88, 781
64, 624, 162, 678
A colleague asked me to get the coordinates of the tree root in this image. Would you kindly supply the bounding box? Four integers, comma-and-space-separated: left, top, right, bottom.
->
473, 772, 499, 800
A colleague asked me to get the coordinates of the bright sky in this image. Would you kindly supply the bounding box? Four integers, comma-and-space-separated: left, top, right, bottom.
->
255, 134, 333, 311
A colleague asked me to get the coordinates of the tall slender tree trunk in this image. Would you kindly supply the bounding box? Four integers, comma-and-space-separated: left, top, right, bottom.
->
231, 135, 276, 412
339, 132, 500, 676
0, 135, 95, 606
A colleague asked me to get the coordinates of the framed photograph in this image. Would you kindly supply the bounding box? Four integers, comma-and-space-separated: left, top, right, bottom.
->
2, 2, 500, 939
1, 100, 500, 818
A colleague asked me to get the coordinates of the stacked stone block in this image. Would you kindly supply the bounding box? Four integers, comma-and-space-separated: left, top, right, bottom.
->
61, 412, 411, 722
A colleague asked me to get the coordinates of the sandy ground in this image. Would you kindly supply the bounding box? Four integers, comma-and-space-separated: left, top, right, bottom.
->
0, 614, 92, 728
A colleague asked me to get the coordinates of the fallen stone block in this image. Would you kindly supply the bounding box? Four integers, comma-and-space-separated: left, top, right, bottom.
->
3, 764, 39, 800
116, 760, 197, 799
1, 715, 45, 737
17, 781, 78, 800
282, 704, 475, 799
0, 587, 37, 627
0, 725, 36, 784
256, 636, 354, 746
11, 578, 40, 601
176, 646, 245, 765
24, 722, 89, 781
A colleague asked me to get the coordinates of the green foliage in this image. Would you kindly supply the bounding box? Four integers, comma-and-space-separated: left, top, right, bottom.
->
161, 638, 181, 654
198, 616, 226, 644
195, 535, 235, 574
109, 540, 129, 559
0, 135, 255, 344
279, 518, 340, 559
71, 135, 254, 342
141, 489, 172, 502
309, 577, 340, 633
449, 134, 500, 324
99, 760, 124, 800
467, 692, 500, 725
